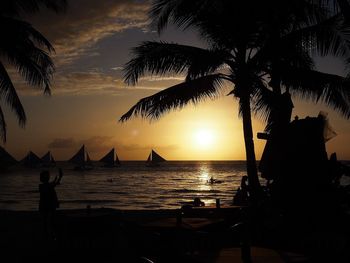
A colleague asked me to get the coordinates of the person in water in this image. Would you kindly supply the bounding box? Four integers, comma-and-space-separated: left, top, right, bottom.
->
193, 197, 205, 207
39, 168, 63, 240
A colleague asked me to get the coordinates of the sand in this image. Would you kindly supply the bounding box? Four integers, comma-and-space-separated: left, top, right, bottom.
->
0, 206, 349, 263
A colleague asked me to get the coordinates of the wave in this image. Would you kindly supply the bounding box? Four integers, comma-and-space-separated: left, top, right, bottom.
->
61, 199, 119, 204
82, 191, 128, 195
170, 189, 222, 194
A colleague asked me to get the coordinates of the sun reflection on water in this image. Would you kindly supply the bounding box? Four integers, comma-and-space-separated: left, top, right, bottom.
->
197, 164, 212, 192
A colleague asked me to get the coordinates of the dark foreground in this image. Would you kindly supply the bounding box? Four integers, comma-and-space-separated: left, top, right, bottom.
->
0, 206, 349, 263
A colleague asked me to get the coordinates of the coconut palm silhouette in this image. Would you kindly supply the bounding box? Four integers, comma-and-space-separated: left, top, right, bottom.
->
0, 0, 66, 142
120, 0, 350, 202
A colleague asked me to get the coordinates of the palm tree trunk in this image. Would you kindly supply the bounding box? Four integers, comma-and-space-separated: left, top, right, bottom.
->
240, 94, 261, 203
235, 46, 261, 203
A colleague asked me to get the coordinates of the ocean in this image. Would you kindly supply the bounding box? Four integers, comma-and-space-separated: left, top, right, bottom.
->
0, 161, 254, 211
0, 161, 258, 210
2, 160, 350, 211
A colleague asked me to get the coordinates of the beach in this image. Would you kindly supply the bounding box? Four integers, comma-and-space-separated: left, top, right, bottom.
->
1, 161, 350, 263
1, 205, 349, 263
0, 206, 246, 262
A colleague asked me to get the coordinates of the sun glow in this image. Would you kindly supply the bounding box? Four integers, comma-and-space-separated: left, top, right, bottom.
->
194, 129, 215, 148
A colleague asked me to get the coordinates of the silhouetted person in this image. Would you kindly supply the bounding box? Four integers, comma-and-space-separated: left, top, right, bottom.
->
193, 197, 205, 207
39, 168, 63, 240
233, 176, 249, 206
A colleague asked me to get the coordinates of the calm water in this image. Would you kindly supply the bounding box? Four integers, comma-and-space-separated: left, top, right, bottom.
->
0, 161, 257, 211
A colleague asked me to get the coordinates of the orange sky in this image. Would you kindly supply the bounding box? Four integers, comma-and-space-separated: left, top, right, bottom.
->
4, 87, 350, 161
1, 0, 350, 161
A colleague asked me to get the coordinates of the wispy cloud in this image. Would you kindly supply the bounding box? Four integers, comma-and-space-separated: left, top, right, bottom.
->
12, 69, 186, 95
28, 0, 150, 65
139, 76, 185, 82
48, 138, 75, 149
111, 66, 124, 71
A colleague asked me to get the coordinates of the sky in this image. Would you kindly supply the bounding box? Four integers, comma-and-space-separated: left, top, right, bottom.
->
1, 0, 350, 161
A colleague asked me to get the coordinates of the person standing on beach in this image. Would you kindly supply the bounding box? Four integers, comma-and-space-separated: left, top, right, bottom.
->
39, 168, 63, 240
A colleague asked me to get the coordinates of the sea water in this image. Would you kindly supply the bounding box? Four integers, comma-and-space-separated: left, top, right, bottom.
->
0, 161, 258, 211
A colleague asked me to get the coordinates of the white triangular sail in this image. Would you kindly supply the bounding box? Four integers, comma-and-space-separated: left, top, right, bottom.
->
100, 148, 120, 166
146, 153, 151, 162
41, 151, 55, 166
100, 148, 114, 165
0, 146, 17, 168
151, 150, 166, 162
69, 145, 93, 169
21, 151, 41, 167
146, 149, 166, 166
69, 145, 85, 165
115, 150, 121, 166
86, 152, 92, 166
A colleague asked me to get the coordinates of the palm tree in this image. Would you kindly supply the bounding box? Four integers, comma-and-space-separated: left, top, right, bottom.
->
121, 1, 267, 202
120, 0, 350, 202
0, 0, 66, 142
251, 2, 350, 130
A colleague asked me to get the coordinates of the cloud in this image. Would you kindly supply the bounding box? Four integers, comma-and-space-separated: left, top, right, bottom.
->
139, 76, 185, 82
9, 1, 193, 96
120, 143, 178, 151
48, 136, 118, 154
28, 0, 150, 65
11, 70, 124, 95
78, 136, 115, 153
48, 138, 75, 148
13, 69, 185, 95
111, 67, 124, 71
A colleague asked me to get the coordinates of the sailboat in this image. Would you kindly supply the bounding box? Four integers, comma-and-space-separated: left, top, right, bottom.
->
0, 146, 17, 170
69, 145, 93, 170
99, 148, 120, 167
21, 151, 42, 168
146, 149, 166, 167
41, 151, 56, 167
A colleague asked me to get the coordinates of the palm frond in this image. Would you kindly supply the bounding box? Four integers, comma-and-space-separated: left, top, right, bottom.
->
297, 14, 350, 58
149, 0, 184, 33
0, 18, 54, 91
282, 67, 350, 118
124, 41, 228, 85
0, 62, 26, 127
43, 84, 51, 95
0, 106, 6, 143
120, 74, 227, 122
0, 16, 55, 53
251, 82, 275, 123
149, 0, 212, 33
251, 14, 350, 72
7, 50, 54, 90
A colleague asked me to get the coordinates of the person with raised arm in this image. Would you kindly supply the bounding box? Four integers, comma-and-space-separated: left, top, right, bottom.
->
39, 168, 63, 240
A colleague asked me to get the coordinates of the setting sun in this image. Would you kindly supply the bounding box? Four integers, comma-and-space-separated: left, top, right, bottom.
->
194, 129, 215, 148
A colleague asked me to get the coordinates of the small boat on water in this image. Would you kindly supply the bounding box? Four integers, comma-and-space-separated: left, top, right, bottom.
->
21, 151, 41, 168
207, 177, 224, 184
99, 148, 120, 167
69, 145, 93, 171
41, 151, 56, 167
146, 149, 166, 167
